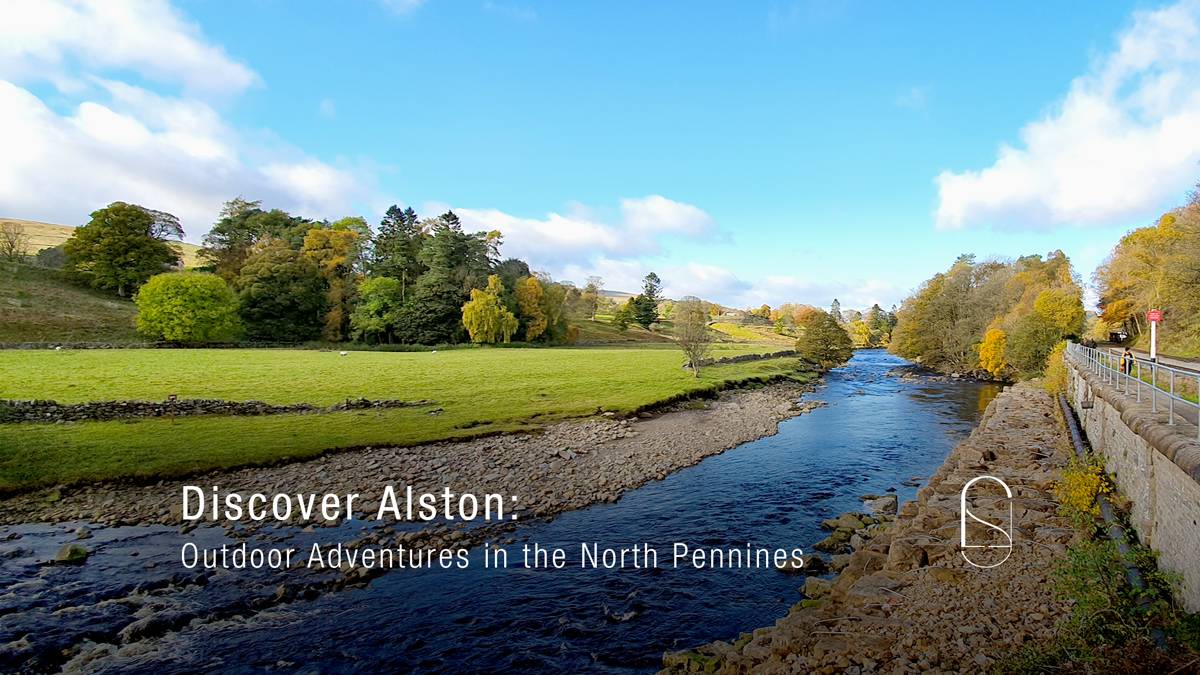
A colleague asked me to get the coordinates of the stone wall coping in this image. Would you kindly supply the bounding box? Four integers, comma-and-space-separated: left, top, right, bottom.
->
1072, 365, 1200, 482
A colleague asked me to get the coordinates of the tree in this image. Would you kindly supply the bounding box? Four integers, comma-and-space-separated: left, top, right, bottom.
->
631, 272, 662, 328
675, 296, 714, 376
516, 276, 547, 341
303, 227, 361, 341
1033, 287, 1085, 337
0, 221, 30, 261
978, 328, 1008, 378
830, 298, 843, 324
849, 319, 873, 347
613, 299, 635, 332
64, 202, 181, 297
796, 309, 853, 368
236, 240, 327, 342
201, 198, 311, 281
350, 277, 406, 344
462, 275, 519, 344
371, 205, 426, 297
1007, 313, 1061, 376
582, 276, 603, 320
135, 272, 240, 343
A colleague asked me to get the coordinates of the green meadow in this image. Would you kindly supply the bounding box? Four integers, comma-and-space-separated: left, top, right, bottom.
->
0, 346, 810, 492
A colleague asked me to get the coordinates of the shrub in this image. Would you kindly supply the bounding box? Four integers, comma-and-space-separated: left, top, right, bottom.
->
1043, 340, 1068, 395
135, 272, 240, 343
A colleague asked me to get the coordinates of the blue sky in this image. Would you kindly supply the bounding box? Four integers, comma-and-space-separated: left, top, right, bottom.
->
4, 1, 1200, 310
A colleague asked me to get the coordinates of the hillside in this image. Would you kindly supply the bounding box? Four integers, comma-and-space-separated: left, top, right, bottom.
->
1, 217, 205, 268
0, 264, 139, 343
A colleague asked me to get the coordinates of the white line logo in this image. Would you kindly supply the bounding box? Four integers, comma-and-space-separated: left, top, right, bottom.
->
960, 475, 1013, 569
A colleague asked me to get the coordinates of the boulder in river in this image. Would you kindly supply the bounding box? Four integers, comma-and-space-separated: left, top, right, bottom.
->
55, 543, 89, 564
862, 494, 898, 516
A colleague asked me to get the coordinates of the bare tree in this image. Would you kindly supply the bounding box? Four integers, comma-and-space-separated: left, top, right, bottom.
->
0, 222, 30, 262
676, 296, 714, 377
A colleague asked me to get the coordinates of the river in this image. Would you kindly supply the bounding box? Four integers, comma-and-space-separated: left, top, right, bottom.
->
0, 349, 1000, 673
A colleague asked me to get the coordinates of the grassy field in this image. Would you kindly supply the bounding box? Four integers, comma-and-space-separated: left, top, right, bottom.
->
2, 218, 205, 268
0, 265, 140, 343
0, 346, 809, 491
710, 322, 795, 346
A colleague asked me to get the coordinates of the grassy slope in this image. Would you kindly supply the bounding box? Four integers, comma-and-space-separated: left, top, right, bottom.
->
0, 265, 139, 343
0, 347, 810, 491
710, 322, 795, 346
2, 218, 204, 268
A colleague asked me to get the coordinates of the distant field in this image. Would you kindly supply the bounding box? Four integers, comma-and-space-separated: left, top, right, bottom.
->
1, 217, 205, 268
0, 265, 139, 343
0, 346, 809, 491
573, 318, 674, 344
711, 322, 794, 346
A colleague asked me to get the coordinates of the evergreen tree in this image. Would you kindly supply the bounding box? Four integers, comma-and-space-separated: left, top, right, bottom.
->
370, 205, 426, 299
632, 272, 662, 328
830, 298, 843, 324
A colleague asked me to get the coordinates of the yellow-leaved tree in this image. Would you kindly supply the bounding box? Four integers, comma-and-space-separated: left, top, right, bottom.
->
978, 328, 1007, 378
516, 276, 547, 341
461, 275, 518, 344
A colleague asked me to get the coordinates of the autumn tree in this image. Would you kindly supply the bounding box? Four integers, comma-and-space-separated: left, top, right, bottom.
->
201, 198, 312, 281
675, 296, 714, 376
978, 328, 1007, 378
303, 227, 361, 341
64, 202, 181, 297
796, 309, 853, 367
516, 276, 547, 340
461, 275, 519, 344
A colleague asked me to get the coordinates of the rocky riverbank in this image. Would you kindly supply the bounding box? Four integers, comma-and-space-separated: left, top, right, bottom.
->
663, 381, 1075, 673
0, 382, 823, 529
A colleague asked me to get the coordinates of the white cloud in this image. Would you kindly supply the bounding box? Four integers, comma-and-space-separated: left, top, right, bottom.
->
0, 1, 373, 238
453, 195, 715, 266
0, 0, 258, 95
936, 0, 1200, 230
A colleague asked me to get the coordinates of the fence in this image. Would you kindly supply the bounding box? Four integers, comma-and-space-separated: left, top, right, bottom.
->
1066, 342, 1200, 440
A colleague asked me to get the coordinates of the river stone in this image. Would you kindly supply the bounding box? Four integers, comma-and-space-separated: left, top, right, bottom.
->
803, 576, 832, 598
55, 543, 89, 564
862, 494, 898, 516
821, 513, 865, 530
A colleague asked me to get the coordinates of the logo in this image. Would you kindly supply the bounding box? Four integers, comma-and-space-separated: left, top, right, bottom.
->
959, 475, 1013, 569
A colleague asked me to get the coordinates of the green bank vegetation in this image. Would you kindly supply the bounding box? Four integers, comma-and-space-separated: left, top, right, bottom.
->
998, 452, 1200, 672
0, 347, 810, 492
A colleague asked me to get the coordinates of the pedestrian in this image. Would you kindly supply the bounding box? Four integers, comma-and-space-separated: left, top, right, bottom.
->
1121, 346, 1133, 374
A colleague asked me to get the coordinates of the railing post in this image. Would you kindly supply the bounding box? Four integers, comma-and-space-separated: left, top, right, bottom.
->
1136, 360, 1141, 402
1169, 370, 1175, 426
1151, 362, 1157, 414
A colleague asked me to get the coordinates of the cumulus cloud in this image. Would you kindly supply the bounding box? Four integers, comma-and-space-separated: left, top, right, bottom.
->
0, 0, 258, 95
0, 1, 372, 238
453, 195, 715, 265
935, 0, 1200, 230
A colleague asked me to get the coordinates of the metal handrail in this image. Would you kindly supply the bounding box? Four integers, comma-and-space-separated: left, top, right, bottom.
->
1066, 342, 1200, 440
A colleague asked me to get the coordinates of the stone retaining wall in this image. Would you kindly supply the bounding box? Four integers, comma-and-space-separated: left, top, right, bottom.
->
1066, 357, 1200, 612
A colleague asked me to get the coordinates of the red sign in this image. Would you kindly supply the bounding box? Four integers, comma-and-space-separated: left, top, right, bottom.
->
1147, 309, 1163, 322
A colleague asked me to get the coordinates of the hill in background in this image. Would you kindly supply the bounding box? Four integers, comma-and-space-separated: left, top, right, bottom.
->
0, 264, 138, 343
1, 218, 205, 268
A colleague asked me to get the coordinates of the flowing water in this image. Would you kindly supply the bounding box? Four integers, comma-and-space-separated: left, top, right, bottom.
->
0, 350, 1000, 673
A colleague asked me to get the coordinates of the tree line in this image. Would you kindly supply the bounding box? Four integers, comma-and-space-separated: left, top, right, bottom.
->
1094, 186, 1200, 356
890, 251, 1085, 379
54, 199, 607, 345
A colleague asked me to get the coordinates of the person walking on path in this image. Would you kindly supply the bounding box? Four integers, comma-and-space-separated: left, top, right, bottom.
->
1121, 346, 1134, 374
